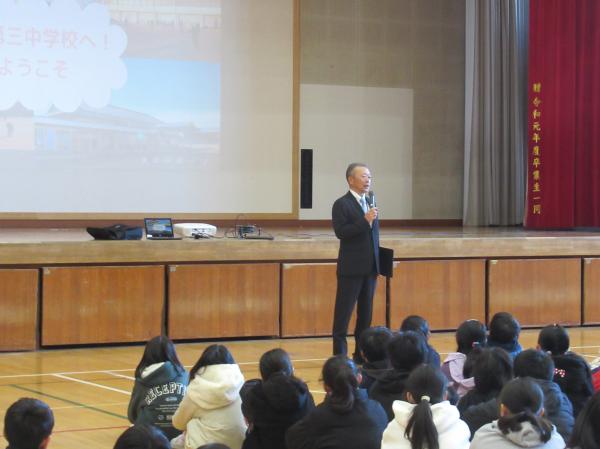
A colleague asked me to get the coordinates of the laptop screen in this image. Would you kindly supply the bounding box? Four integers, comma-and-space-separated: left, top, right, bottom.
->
144, 218, 174, 238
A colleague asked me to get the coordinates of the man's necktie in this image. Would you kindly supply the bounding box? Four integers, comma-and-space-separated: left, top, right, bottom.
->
360, 196, 368, 213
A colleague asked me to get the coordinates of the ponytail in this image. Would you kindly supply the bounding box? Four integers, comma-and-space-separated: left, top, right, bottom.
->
405, 396, 439, 449
497, 377, 554, 443
403, 365, 447, 449
497, 411, 553, 443
322, 355, 359, 414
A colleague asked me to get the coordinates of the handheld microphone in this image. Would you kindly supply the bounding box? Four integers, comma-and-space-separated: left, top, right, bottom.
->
368, 191, 376, 208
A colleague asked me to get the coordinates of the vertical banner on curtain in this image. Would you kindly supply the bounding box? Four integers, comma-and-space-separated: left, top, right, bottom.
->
527, 0, 600, 228
525, 0, 577, 229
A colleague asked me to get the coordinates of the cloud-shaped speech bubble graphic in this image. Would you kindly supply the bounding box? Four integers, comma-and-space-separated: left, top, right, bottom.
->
0, 0, 127, 113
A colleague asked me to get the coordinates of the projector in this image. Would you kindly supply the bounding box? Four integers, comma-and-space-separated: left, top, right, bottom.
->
174, 223, 217, 238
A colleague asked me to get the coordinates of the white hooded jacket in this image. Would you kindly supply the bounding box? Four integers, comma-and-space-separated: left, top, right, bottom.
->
172, 363, 247, 449
381, 400, 470, 449
471, 420, 566, 449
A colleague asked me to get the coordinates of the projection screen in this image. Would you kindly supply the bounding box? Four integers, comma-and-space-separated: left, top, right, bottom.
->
0, 0, 296, 216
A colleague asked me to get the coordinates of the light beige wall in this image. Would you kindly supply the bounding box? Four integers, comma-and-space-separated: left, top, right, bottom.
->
300, 0, 465, 219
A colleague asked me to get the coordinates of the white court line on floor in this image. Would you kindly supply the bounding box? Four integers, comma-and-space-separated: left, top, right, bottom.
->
0, 358, 329, 380
0, 368, 134, 379
103, 371, 135, 381
52, 374, 131, 395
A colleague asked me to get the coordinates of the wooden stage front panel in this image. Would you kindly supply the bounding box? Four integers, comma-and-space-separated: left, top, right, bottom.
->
0, 269, 38, 351
168, 263, 280, 340
488, 258, 581, 327
584, 258, 600, 324
281, 263, 386, 337
2, 228, 600, 347
41, 266, 164, 346
388, 259, 486, 331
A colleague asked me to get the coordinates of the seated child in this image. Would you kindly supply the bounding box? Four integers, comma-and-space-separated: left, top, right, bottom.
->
538, 323, 594, 418
286, 355, 387, 449
358, 326, 393, 390
441, 319, 486, 398
172, 345, 247, 449
400, 315, 441, 367
4, 397, 54, 449
370, 331, 428, 420
381, 364, 470, 449
240, 348, 314, 449
566, 390, 600, 449
487, 312, 522, 359
470, 378, 565, 449
514, 349, 575, 441
128, 335, 188, 439
114, 425, 171, 449
457, 347, 513, 414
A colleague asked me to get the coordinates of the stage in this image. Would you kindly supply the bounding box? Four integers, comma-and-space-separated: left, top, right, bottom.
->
0, 226, 599, 351
2, 226, 600, 264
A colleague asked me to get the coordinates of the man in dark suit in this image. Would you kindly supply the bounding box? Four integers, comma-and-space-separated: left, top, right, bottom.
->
332, 163, 380, 361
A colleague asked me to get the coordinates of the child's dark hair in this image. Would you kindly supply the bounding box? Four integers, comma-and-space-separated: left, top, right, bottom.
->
489, 312, 521, 344
113, 424, 171, 449
404, 365, 448, 449
259, 348, 293, 380
322, 355, 360, 414
189, 344, 235, 381
567, 390, 600, 449
3, 398, 54, 449
513, 349, 555, 381
471, 347, 513, 394
135, 335, 184, 379
400, 315, 430, 340
455, 319, 487, 355
538, 324, 570, 356
497, 378, 553, 443
359, 326, 393, 363
387, 331, 428, 371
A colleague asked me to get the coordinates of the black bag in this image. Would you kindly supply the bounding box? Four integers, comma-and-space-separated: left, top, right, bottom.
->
86, 224, 143, 240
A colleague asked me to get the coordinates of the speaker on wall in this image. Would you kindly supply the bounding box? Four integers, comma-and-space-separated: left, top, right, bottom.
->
300, 149, 313, 209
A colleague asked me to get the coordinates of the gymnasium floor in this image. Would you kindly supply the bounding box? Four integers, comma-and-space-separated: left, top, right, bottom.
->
0, 328, 598, 449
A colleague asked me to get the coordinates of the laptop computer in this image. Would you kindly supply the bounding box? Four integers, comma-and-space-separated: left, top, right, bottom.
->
144, 218, 182, 240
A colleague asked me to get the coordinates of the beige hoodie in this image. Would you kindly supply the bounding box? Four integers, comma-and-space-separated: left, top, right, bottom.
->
172, 364, 247, 449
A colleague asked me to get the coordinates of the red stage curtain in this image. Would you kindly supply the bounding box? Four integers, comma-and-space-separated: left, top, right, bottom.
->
526, 0, 600, 229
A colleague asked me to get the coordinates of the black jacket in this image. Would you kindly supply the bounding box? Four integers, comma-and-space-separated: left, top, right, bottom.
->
360, 359, 390, 392
535, 378, 575, 441
552, 352, 594, 418
286, 389, 387, 449
127, 362, 188, 439
368, 368, 410, 421
457, 388, 500, 415
332, 191, 380, 276
241, 374, 315, 449
461, 378, 574, 441
461, 396, 498, 438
